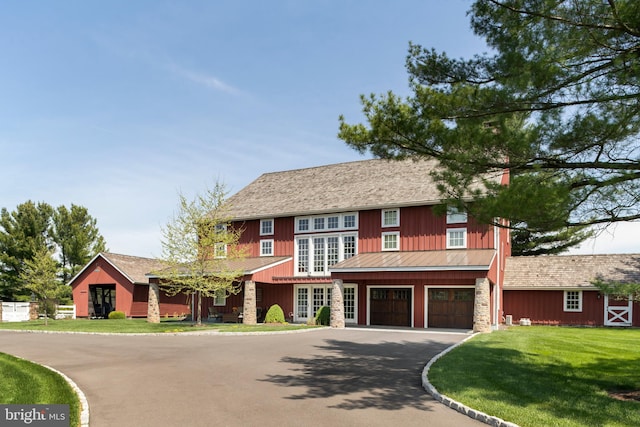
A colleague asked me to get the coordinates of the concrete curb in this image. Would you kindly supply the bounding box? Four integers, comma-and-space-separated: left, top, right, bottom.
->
0, 326, 328, 337
42, 364, 90, 427
421, 334, 520, 427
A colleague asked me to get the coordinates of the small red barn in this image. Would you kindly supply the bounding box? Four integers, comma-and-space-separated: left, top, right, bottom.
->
68, 252, 189, 318
503, 254, 640, 327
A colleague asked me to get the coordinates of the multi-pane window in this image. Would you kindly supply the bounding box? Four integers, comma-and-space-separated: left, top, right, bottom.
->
214, 243, 227, 258
446, 228, 467, 249
260, 219, 274, 236
382, 208, 399, 227
564, 291, 582, 312
313, 238, 325, 272
260, 239, 274, 256
343, 214, 356, 228
297, 238, 309, 273
295, 233, 358, 275
447, 207, 468, 224
295, 284, 356, 322
213, 292, 226, 306
343, 287, 355, 320
382, 232, 400, 251
296, 213, 357, 233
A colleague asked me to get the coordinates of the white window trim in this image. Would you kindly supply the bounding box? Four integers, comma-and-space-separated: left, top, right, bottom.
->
213, 294, 226, 306
294, 284, 357, 324
294, 233, 358, 276
295, 212, 358, 233
381, 231, 400, 251
382, 208, 400, 228
260, 239, 274, 256
260, 219, 274, 236
564, 290, 583, 312
446, 228, 467, 249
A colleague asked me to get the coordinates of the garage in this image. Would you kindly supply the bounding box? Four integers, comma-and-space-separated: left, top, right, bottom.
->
370, 288, 411, 327
428, 288, 474, 329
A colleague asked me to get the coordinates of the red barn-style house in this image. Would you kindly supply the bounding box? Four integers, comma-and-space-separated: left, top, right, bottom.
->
503, 254, 640, 327
220, 158, 510, 331
68, 158, 511, 330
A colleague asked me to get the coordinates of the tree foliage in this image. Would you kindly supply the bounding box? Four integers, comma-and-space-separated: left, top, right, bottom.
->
19, 247, 66, 325
51, 204, 107, 283
0, 201, 106, 300
338, 0, 640, 251
156, 182, 245, 325
592, 279, 640, 302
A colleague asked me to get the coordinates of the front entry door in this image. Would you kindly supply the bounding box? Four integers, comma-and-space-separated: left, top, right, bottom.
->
370, 288, 411, 327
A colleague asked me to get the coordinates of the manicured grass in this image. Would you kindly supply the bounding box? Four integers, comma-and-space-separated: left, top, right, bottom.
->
0, 353, 81, 427
0, 318, 317, 333
429, 327, 640, 427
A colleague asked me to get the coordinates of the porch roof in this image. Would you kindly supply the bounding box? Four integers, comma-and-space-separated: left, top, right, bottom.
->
146, 256, 291, 278
503, 254, 640, 290
329, 249, 496, 273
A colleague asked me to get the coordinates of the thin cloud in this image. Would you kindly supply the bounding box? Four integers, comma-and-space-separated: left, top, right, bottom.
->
167, 63, 241, 95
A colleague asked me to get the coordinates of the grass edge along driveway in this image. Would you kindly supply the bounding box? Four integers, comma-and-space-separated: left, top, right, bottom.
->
429, 326, 640, 427
0, 352, 81, 427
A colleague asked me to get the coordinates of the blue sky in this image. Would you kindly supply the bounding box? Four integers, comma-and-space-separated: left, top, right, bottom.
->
1, 0, 636, 257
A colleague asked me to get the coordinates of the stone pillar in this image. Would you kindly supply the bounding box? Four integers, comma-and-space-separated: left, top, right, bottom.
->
29, 302, 39, 320
242, 281, 257, 325
147, 282, 160, 323
330, 279, 345, 329
473, 278, 492, 333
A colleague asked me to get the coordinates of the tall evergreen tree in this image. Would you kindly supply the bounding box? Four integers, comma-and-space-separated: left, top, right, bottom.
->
51, 204, 107, 283
338, 0, 640, 249
0, 201, 53, 300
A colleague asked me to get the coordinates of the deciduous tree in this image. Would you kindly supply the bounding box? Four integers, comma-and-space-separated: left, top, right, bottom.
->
155, 183, 245, 325
19, 247, 65, 325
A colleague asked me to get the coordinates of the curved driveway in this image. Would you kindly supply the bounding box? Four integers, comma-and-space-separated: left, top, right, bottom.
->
0, 328, 482, 427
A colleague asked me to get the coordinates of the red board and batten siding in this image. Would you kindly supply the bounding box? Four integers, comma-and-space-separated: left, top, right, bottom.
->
234, 217, 295, 258
70, 257, 135, 317
503, 290, 605, 326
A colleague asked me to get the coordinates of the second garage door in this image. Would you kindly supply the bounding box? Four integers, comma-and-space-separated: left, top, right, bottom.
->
428, 288, 474, 329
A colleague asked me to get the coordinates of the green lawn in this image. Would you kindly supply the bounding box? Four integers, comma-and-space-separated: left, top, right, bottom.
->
0, 318, 318, 333
0, 353, 81, 427
429, 327, 640, 427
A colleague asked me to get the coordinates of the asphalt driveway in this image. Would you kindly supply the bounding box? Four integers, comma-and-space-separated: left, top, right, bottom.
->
0, 328, 483, 427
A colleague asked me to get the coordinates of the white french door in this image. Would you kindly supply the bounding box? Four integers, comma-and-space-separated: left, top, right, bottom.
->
294, 284, 357, 323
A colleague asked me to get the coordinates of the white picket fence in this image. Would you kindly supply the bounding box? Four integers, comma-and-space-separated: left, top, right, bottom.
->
1, 302, 76, 321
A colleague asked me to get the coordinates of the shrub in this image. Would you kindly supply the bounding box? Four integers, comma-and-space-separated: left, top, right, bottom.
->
108, 310, 126, 320
314, 306, 330, 326
264, 304, 286, 324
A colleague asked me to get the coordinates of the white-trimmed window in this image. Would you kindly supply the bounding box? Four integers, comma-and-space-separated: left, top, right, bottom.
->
294, 284, 357, 323
446, 228, 467, 249
213, 292, 226, 306
382, 231, 400, 251
260, 219, 274, 236
296, 213, 358, 233
447, 207, 468, 224
564, 291, 582, 312
295, 233, 358, 275
260, 239, 274, 256
382, 208, 400, 227
214, 243, 227, 258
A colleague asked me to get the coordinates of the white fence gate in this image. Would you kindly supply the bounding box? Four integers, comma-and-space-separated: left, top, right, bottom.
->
604, 294, 633, 326
1, 302, 31, 322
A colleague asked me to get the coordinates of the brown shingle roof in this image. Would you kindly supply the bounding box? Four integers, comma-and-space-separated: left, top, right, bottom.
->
101, 252, 167, 284
226, 158, 502, 220
330, 249, 496, 272
503, 254, 640, 290
146, 256, 291, 277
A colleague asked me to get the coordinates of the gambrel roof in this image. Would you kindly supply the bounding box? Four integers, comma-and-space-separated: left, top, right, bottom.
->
503, 254, 640, 290
226, 158, 503, 221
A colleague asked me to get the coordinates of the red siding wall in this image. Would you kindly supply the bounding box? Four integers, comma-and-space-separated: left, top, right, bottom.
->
504, 290, 604, 326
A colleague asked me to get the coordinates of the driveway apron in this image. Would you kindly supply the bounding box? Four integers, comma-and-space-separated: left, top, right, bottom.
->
0, 328, 483, 427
